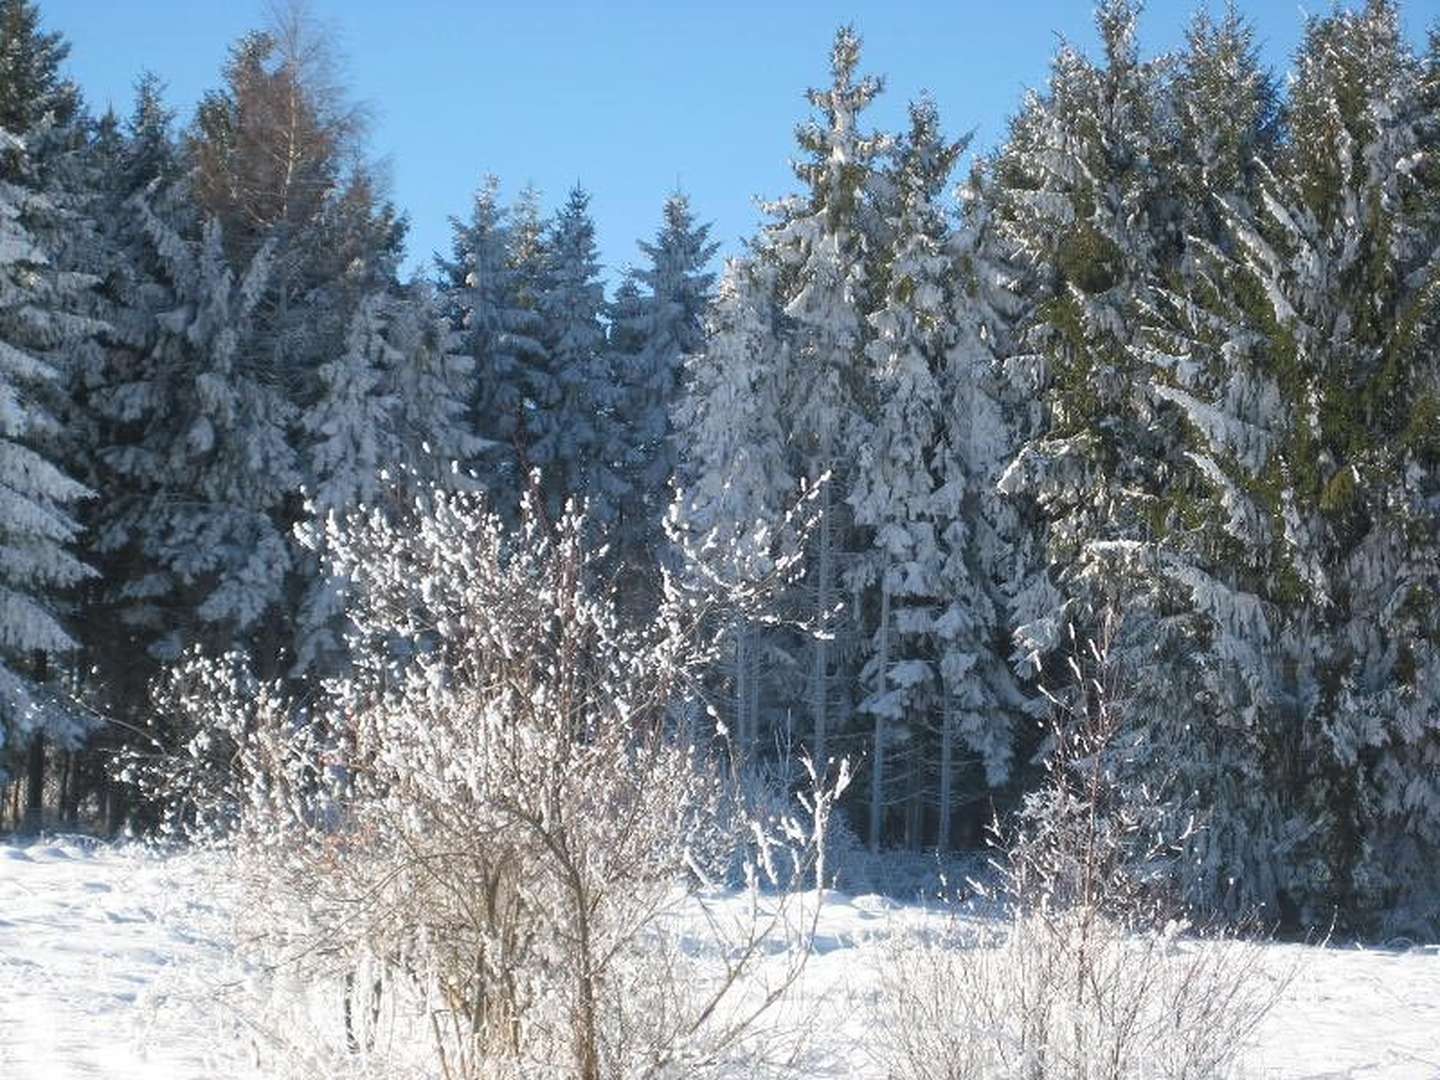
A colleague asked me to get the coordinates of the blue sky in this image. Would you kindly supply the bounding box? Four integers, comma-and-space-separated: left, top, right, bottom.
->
41, 1, 1439, 285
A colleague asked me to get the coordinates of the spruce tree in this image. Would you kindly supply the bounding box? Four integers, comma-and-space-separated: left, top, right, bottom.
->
186, 12, 405, 694
938, 170, 1051, 847
989, 3, 1208, 863
1153, 0, 1440, 930
994, 0, 1183, 642
674, 258, 798, 766
72, 78, 189, 823
616, 193, 717, 576
0, 0, 76, 134
757, 25, 887, 773
1130, 4, 1295, 918
294, 281, 475, 679
437, 176, 538, 518
535, 184, 625, 525
0, 130, 94, 788
0, 0, 98, 818
384, 280, 479, 489
292, 292, 396, 676
605, 271, 647, 386
103, 189, 295, 671
850, 97, 968, 850
501, 183, 555, 510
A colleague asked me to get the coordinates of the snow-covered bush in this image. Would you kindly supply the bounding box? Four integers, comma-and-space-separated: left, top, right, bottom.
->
873, 613, 1291, 1079
1006, 611, 1192, 922
875, 908, 1283, 1080
130, 481, 845, 1078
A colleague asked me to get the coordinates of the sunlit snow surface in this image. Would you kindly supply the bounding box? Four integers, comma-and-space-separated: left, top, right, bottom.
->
0, 839, 259, 1079
1, 838, 1437, 1079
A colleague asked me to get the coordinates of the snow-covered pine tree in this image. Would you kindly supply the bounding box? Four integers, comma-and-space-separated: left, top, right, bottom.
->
0, 0, 87, 243
1151, 0, 1440, 931
605, 268, 650, 598
292, 291, 397, 677
1169, 4, 1280, 251
535, 184, 627, 526
0, 0, 100, 818
899, 101, 1041, 849
0, 0, 78, 134
991, 4, 1211, 843
964, 159, 1062, 681
101, 186, 296, 676
1129, 5, 1295, 919
303, 297, 396, 517
755, 25, 887, 773
954, 177, 1059, 724
496, 183, 555, 515
0, 127, 95, 794
994, 0, 1185, 631
605, 270, 646, 374
187, 12, 404, 692
673, 257, 798, 766
849, 96, 967, 850
289, 190, 405, 685
612, 193, 717, 589
66, 77, 193, 825
383, 279, 480, 489
83, 75, 184, 382
437, 175, 536, 517
12, 10, 106, 489
293, 279, 477, 679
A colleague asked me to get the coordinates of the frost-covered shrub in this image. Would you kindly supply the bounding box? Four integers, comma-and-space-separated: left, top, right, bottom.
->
726, 751, 861, 893
874, 614, 1291, 1079
875, 908, 1284, 1080
1006, 612, 1192, 923
133, 482, 844, 1078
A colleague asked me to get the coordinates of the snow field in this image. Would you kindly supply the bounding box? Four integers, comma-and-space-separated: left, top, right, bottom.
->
1, 839, 1437, 1079
0, 839, 258, 1079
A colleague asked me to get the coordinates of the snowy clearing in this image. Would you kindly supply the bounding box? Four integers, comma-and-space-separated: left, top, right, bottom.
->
1, 838, 1437, 1079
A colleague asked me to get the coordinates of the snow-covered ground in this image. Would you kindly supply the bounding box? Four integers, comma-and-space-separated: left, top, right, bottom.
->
2, 838, 1437, 1079
0, 838, 260, 1079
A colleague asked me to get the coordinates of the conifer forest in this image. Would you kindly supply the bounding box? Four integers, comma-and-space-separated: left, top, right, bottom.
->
3, 0, 1440, 987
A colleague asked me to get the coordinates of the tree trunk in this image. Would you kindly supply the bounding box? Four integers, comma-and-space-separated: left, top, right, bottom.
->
104, 771, 124, 836
937, 693, 955, 853
22, 650, 49, 834
571, 881, 601, 1080
23, 733, 45, 835
869, 582, 890, 854
747, 627, 761, 755
63, 749, 85, 826
811, 476, 832, 770
906, 767, 922, 851
58, 750, 72, 826
734, 619, 751, 767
